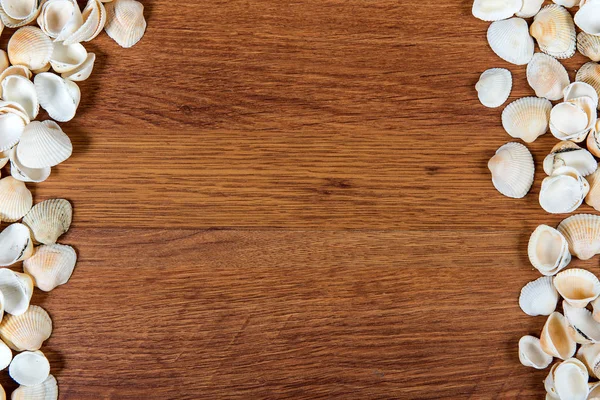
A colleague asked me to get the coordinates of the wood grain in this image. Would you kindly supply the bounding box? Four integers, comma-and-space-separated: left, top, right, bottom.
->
0, 0, 588, 398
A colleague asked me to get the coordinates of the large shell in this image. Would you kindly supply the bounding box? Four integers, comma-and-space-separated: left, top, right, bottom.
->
24, 244, 77, 292
543, 141, 597, 176
528, 225, 571, 276
575, 0, 600, 36
487, 18, 534, 65
539, 167, 589, 214
519, 335, 553, 369
520, 276, 560, 315
554, 268, 600, 308
0, 224, 32, 267
488, 142, 535, 198
564, 301, 600, 344
34, 73, 79, 122
517, 0, 545, 18
530, 4, 577, 59
0, 305, 51, 351
502, 97, 552, 142
12, 374, 58, 400
23, 199, 72, 245
541, 312, 577, 359
105, 0, 146, 48
576, 62, 600, 110
9, 351, 50, 387
0, 269, 32, 316
0, 176, 32, 222
554, 358, 590, 400
9, 145, 51, 184
38, 0, 82, 39
476, 68, 512, 108
578, 32, 600, 62
1, 74, 38, 120
7, 27, 53, 71
558, 214, 600, 260
17, 120, 72, 168
527, 53, 570, 101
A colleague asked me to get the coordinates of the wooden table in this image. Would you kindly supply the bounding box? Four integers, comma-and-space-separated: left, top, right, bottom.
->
4, 0, 594, 398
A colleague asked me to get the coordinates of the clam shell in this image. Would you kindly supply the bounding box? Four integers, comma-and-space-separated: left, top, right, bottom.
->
527, 53, 570, 101
543, 141, 597, 176
545, 363, 560, 398
576, 62, 600, 110
519, 276, 560, 315
593, 297, 600, 323
64, 0, 103, 44
0, 224, 32, 267
575, 0, 600, 36
0, 340, 11, 372
105, 0, 146, 48
564, 81, 599, 106
554, 268, 600, 308
17, 120, 72, 168
0, 269, 32, 316
550, 97, 597, 141
34, 73, 80, 122
7, 27, 53, 71
1, 75, 38, 120
576, 343, 600, 377
502, 97, 551, 142
0, 177, 32, 222
0, 111, 24, 152
527, 225, 571, 276
585, 168, 600, 211
488, 142, 535, 198
519, 335, 553, 369
539, 166, 589, 214
578, 32, 600, 62
0, 50, 8, 75
50, 41, 86, 73
12, 374, 58, 400
39, 0, 82, 39
0, 305, 51, 351
9, 145, 51, 184
0, 0, 40, 28
558, 214, 600, 260
24, 244, 76, 292
487, 17, 534, 65
61, 52, 94, 81
9, 350, 50, 387
541, 312, 578, 359
1, 0, 37, 20
23, 199, 72, 245
476, 68, 512, 108
564, 301, 600, 343
472, 0, 522, 21
554, 358, 589, 400
531, 4, 576, 59
517, 0, 545, 18
591, 381, 600, 400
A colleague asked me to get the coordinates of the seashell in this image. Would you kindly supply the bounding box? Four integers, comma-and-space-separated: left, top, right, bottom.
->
61, 52, 94, 81
545, 363, 560, 398
105, 0, 146, 48
553, 0, 580, 6
588, 121, 600, 157
64, 0, 104, 44
528, 225, 571, 276
0, 340, 11, 372
0, 50, 8, 75
554, 268, 600, 307
0, 305, 51, 351
50, 41, 87, 73
585, 168, 600, 211
39, 0, 82, 39
475, 68, 512, 108
0, 177, 32, 222
539, 167, 589, 214
7, 27, 53, 71
472, 0, 522, 21
9, 145, 50, 184
519, 276, 560, 315
576, 62, 600, 110
527, 53, 570, 101
34, 73, 80, 122
578, 32, 600, 62
564, 81, 599, 106
0, 110, 24, 152
550, 97, 597, 141
23, 199, 72, 245
530, 5, 577, 59
0, 269, 32, 316
0, 66, 31, 91
519, 335, 553, 369
576, 343, 600, 377
558, 214, 600, 260
517, 0, 545, 18
24, 244, 76, 292
541, 312, 577, 359
591, 381, 600, 400
0, 225, 33, 267
543, 141, 597, 176
487, 17, 534, 65
12, 374, 58, 400
502, 97, 552, 142
564, 301, 600, 343
17, 120, 73, 168
575, 0, 600, 36
593, 297, 600, 323
0, 0, 41, 28
488, 142, 535, 198
554, 358, 589, 400
9, 351, 50, 387
1, 75, 38, 120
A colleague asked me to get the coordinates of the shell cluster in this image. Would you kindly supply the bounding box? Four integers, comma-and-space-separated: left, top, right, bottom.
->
0, 0, 147, 396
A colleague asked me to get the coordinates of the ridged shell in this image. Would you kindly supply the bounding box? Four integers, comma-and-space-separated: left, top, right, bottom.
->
502, 97, 552, 142
530, 5, 576, 59
564, 301, 600, 344
488, 142, 535, 198
555, 268, 600, 308
578, 32, 600, 62
1, 75, 38, 120
487, 17, 534, 65
63, 0, 103, 45
519, 335, 553, 369
517, 0, 545, 18
576, 62, 600, 110
528, 225, 571, 276
50, 41, 86, 73
575, 0, 600, 36
527, 53, 570, 101
9, 351, 50, 387
12, 374, 58, 400
476, 68, 512, 108
7, 27, 53, 71
540, 167, 589, 214
0, 225, 32, 267
0, 305, 51, 351
24, 244, 76, 292
9, 145, 51, 184
520, 276, 560, 315
543, 141, 597, 176
105, 0, 145, 48
61, 52, 94, 81
38, 0, 82, 39
586, 168, 600, 211
0, 269, 32, 315
0, 340, 10, 372
0, 0, 40, 28
558, 214, 600, 260
23, 199, 72, 245
554, 358, 589, 400
34, 73, 80, 122
0, 176, 32, 222
541, 312, 577, 359
17, 120, 73, 168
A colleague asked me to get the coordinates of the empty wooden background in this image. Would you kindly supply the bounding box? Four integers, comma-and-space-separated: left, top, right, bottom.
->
1, 0, 594, 398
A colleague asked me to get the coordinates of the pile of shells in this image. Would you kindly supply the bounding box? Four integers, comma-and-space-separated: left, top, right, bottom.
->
0, 0, 147, 397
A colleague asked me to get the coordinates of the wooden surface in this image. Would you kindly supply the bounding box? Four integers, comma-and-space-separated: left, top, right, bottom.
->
1, 0, 593, 398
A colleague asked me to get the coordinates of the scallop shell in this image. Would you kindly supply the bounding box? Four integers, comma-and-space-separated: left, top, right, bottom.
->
39, 0, 82, 39
0, 50, 8, 75
9, 145, 51, 184
105, 0, 146, 48
578, 32, 600, 62
9, 351, 50, 387
476, 68, 512, 108
61, 52, 94, 81
541, 312, 578, 359
23, 199, 72, 245
543, 141, 597, 176
576, 62, 600, 110
24, 244, 76, 292
487, 17, 534, 65
488, 142, 535, 198
554, 358, 590, 400
0, 305, 51, 352
502, 97, 552, 142
520, 276, 560, 315
517, 0, 545, 18
17, 121, 72, 169
528, 225, 571, 276
0, 224, 32, 267
564, 301, 600, 343
575, 0, 600, 36
539, 167, 589, 214
558, 214, 600, 260
531, 5, 576, 59
1, 75, 38, 120
50, 41, 87, 73
519, 335, 553, 369
7, 27, 53, 71
554, 268, 600, 308
12, 374, 58, 400
0, 269, 32, 316
34, 73, 80, 122
0, 176, 32, 222
527, 53, 570, 101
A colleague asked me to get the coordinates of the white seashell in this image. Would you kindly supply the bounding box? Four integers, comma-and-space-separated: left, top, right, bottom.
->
527, 53, 570, 101
550, 97, 597, 141
12, 374, 58, 400
487, 17, 534, 65
539, 167, 589, 214
0, 0, 40, 28
541, 312, 578, 359
7, 27, 53, 71
575, 0, 600, 36
553, 0, 580, 6
472, 0, 522, 21
0, 225, 32, 267
543, 141, 597, 176
545, 363, 560, 399
593, 297, 600, 323
554, 268, 600, 307
576, 62, 600, 110
527, 225, 571, 276
591, 381, 600, 400
0, 50, 8, 75
558, 214, 600, 260
564, 301, 600, 343
576, 343, 600, 377
0, 340, 11, 372
475, 68, 512, 108
519, 335, 553, 369
502, 97, 551, 142
34, 73, 80, 122
588, 121, 600, 157
9, 351, 50, 387
585, 168, 600, 211
0, 269, 32, 316
0, 112, 24, 152
0, 305, 51, 352
61, 52, 94, 81
1, 75, 38, 120
554, 358, 589, 400
17, 121, 72, 169
50, 41, 87, 73
105, 0, 146, 48
488, 142, 534, 198
517, 0, 545, 17
530, 5, 577, 59
0, 177, 32, 222
519, 276, 560, 315
578, 32, 600, 62
39, 0, 82, 40
564, 81, 599, 107
23, 199, 72, 245
24, 244, 76, 292
9, 145, 50, 184
64, 0, 104, 44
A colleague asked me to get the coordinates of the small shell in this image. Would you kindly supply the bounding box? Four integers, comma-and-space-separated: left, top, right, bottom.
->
530, 5, 577, 59
9, 145, 51, 184
1, 75, 38, 120
0, 0, 40, 28
488, 142, 535, 198
7, 27, 53, 71
0, 177, 32, 222
0, 224, 32, 267
564, 81, 599, 107
0, 269, 32, 316
539, 167, 589, 214
64, 0, 104, 44
23, 199, 72, 245
545, 363, 560, 398
554, 358, 590, 400
575, 0, 600, 36
12, 374, 58, 400
554, 268, 600, 308
472, 0, 522, 21
528, 225, 571, 277
0, 111, 24, 152
527, 53, 570, 101
576, 62, 600, 110
105, 0, 146, 48
38, 0, 82, 39
587, 121, 600, 157
519, 335, 553, 369
487, 18, 534, 65
585, 168, 600, 211
520, 276, 560, 315
34, 73, 80, 122
61, 52, 94, 81
564, 301, 600, 343
550, 97, 597, 141
17, 121, 73, 169
50, 41, 87, 73
543, 141, 597, 176
553, 0, 580, 7
24, 244, 77, 292
578, 32, 600, 62
9, 351, 50, 387
0, 340, 11, 372
0, 305, 51, 351
576, 343, 600, 377
517, 0, 545, 18
476, 68, 512, 108
558, 214, 600, 260
502, 97, 552, 142
541, 312, 578, 359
